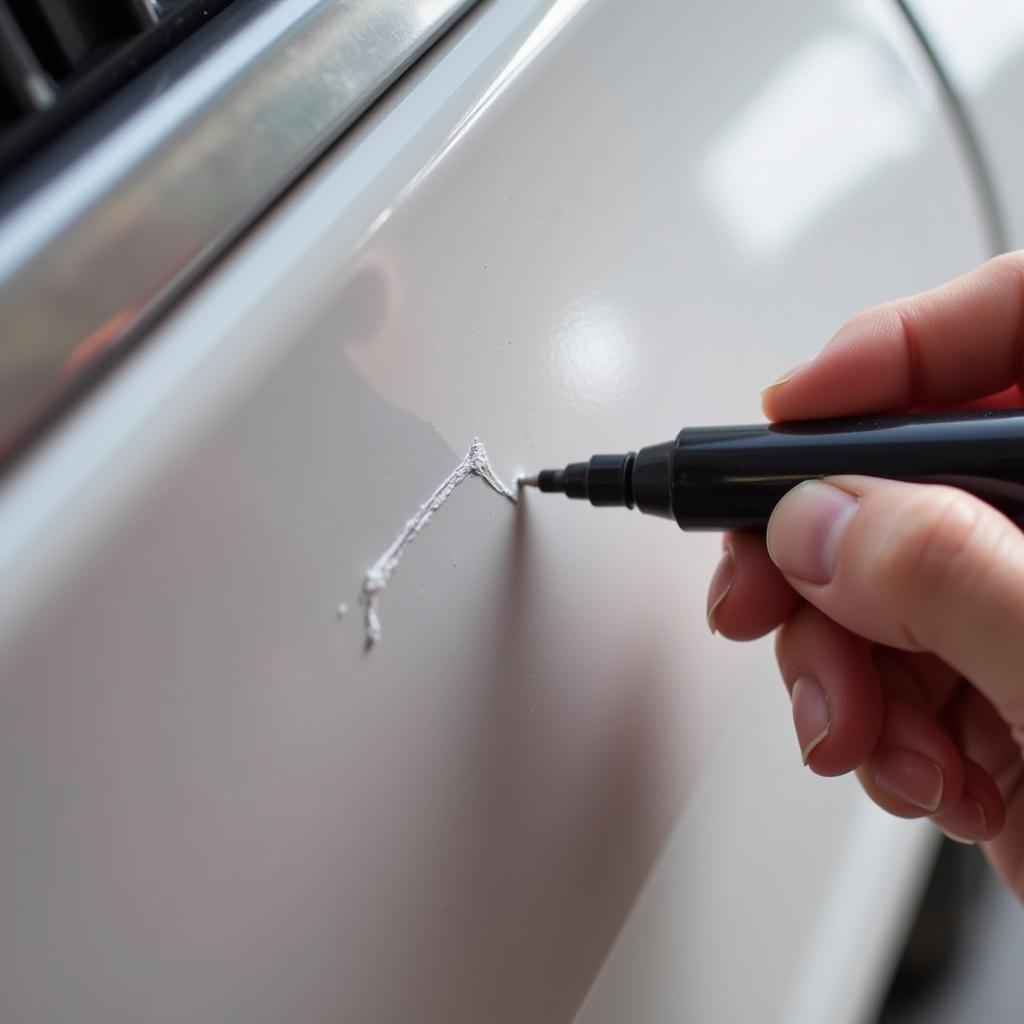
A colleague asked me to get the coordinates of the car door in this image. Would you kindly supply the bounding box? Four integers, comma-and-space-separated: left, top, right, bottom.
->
0, 1, 997, 1021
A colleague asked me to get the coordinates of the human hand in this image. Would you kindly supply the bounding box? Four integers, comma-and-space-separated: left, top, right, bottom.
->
707, 253, 1024, 898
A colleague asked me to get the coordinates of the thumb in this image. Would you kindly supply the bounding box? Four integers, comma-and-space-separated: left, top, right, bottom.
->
767, 476, 1024, 729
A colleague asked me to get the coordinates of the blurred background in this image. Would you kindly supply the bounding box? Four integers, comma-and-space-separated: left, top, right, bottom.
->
880, 844, 1024, 1022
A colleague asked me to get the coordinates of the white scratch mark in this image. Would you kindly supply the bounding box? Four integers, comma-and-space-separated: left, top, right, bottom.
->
358, 438, 516, 647
336, 603, 349, 618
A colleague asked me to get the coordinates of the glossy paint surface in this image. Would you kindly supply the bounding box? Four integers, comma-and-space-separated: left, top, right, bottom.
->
0, 0, 989, 1020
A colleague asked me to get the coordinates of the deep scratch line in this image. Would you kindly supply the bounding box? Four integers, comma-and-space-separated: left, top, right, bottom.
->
353, 438, 516, 646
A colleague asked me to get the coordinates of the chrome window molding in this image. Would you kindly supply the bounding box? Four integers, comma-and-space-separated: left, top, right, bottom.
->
0, 0, 480, 467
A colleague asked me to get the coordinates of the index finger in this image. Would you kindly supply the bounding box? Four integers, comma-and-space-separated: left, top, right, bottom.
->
763, 252, 1024, 421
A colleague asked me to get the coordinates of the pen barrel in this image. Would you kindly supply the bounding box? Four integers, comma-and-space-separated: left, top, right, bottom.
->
670, 409, 1024, 531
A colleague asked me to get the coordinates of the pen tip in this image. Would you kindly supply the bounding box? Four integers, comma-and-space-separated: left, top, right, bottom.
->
518, 475, 539, 488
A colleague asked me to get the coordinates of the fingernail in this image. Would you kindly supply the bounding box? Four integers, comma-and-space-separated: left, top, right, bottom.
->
936, 798, 987, 845
767, 480, 859, 584
792, 675, 830, 765
706, 546, 734, 634
874, 749, 944, 812
761, 361, 808, 395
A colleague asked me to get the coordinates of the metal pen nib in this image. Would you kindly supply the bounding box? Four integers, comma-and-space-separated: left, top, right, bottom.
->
518, 445, 678, 518
519, 458, 633, 503
518, 470, 565, 492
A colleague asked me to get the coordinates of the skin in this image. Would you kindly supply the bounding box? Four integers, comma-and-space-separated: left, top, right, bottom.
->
706, 252, 1024, 900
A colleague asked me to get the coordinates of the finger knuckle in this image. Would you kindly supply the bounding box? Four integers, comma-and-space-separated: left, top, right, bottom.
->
835, 306, 901, 350
773, 604, 817, 684
878, 489, 995, 646
774, 616, 793, 676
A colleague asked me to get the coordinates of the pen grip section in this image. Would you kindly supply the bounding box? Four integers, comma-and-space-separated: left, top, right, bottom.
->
671, 409, 1024, 531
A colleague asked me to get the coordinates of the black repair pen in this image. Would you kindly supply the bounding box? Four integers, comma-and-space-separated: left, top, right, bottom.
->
519, 409, 1024, 531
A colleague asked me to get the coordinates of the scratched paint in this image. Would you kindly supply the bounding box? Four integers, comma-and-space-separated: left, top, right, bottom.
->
354, 438, 516, 646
